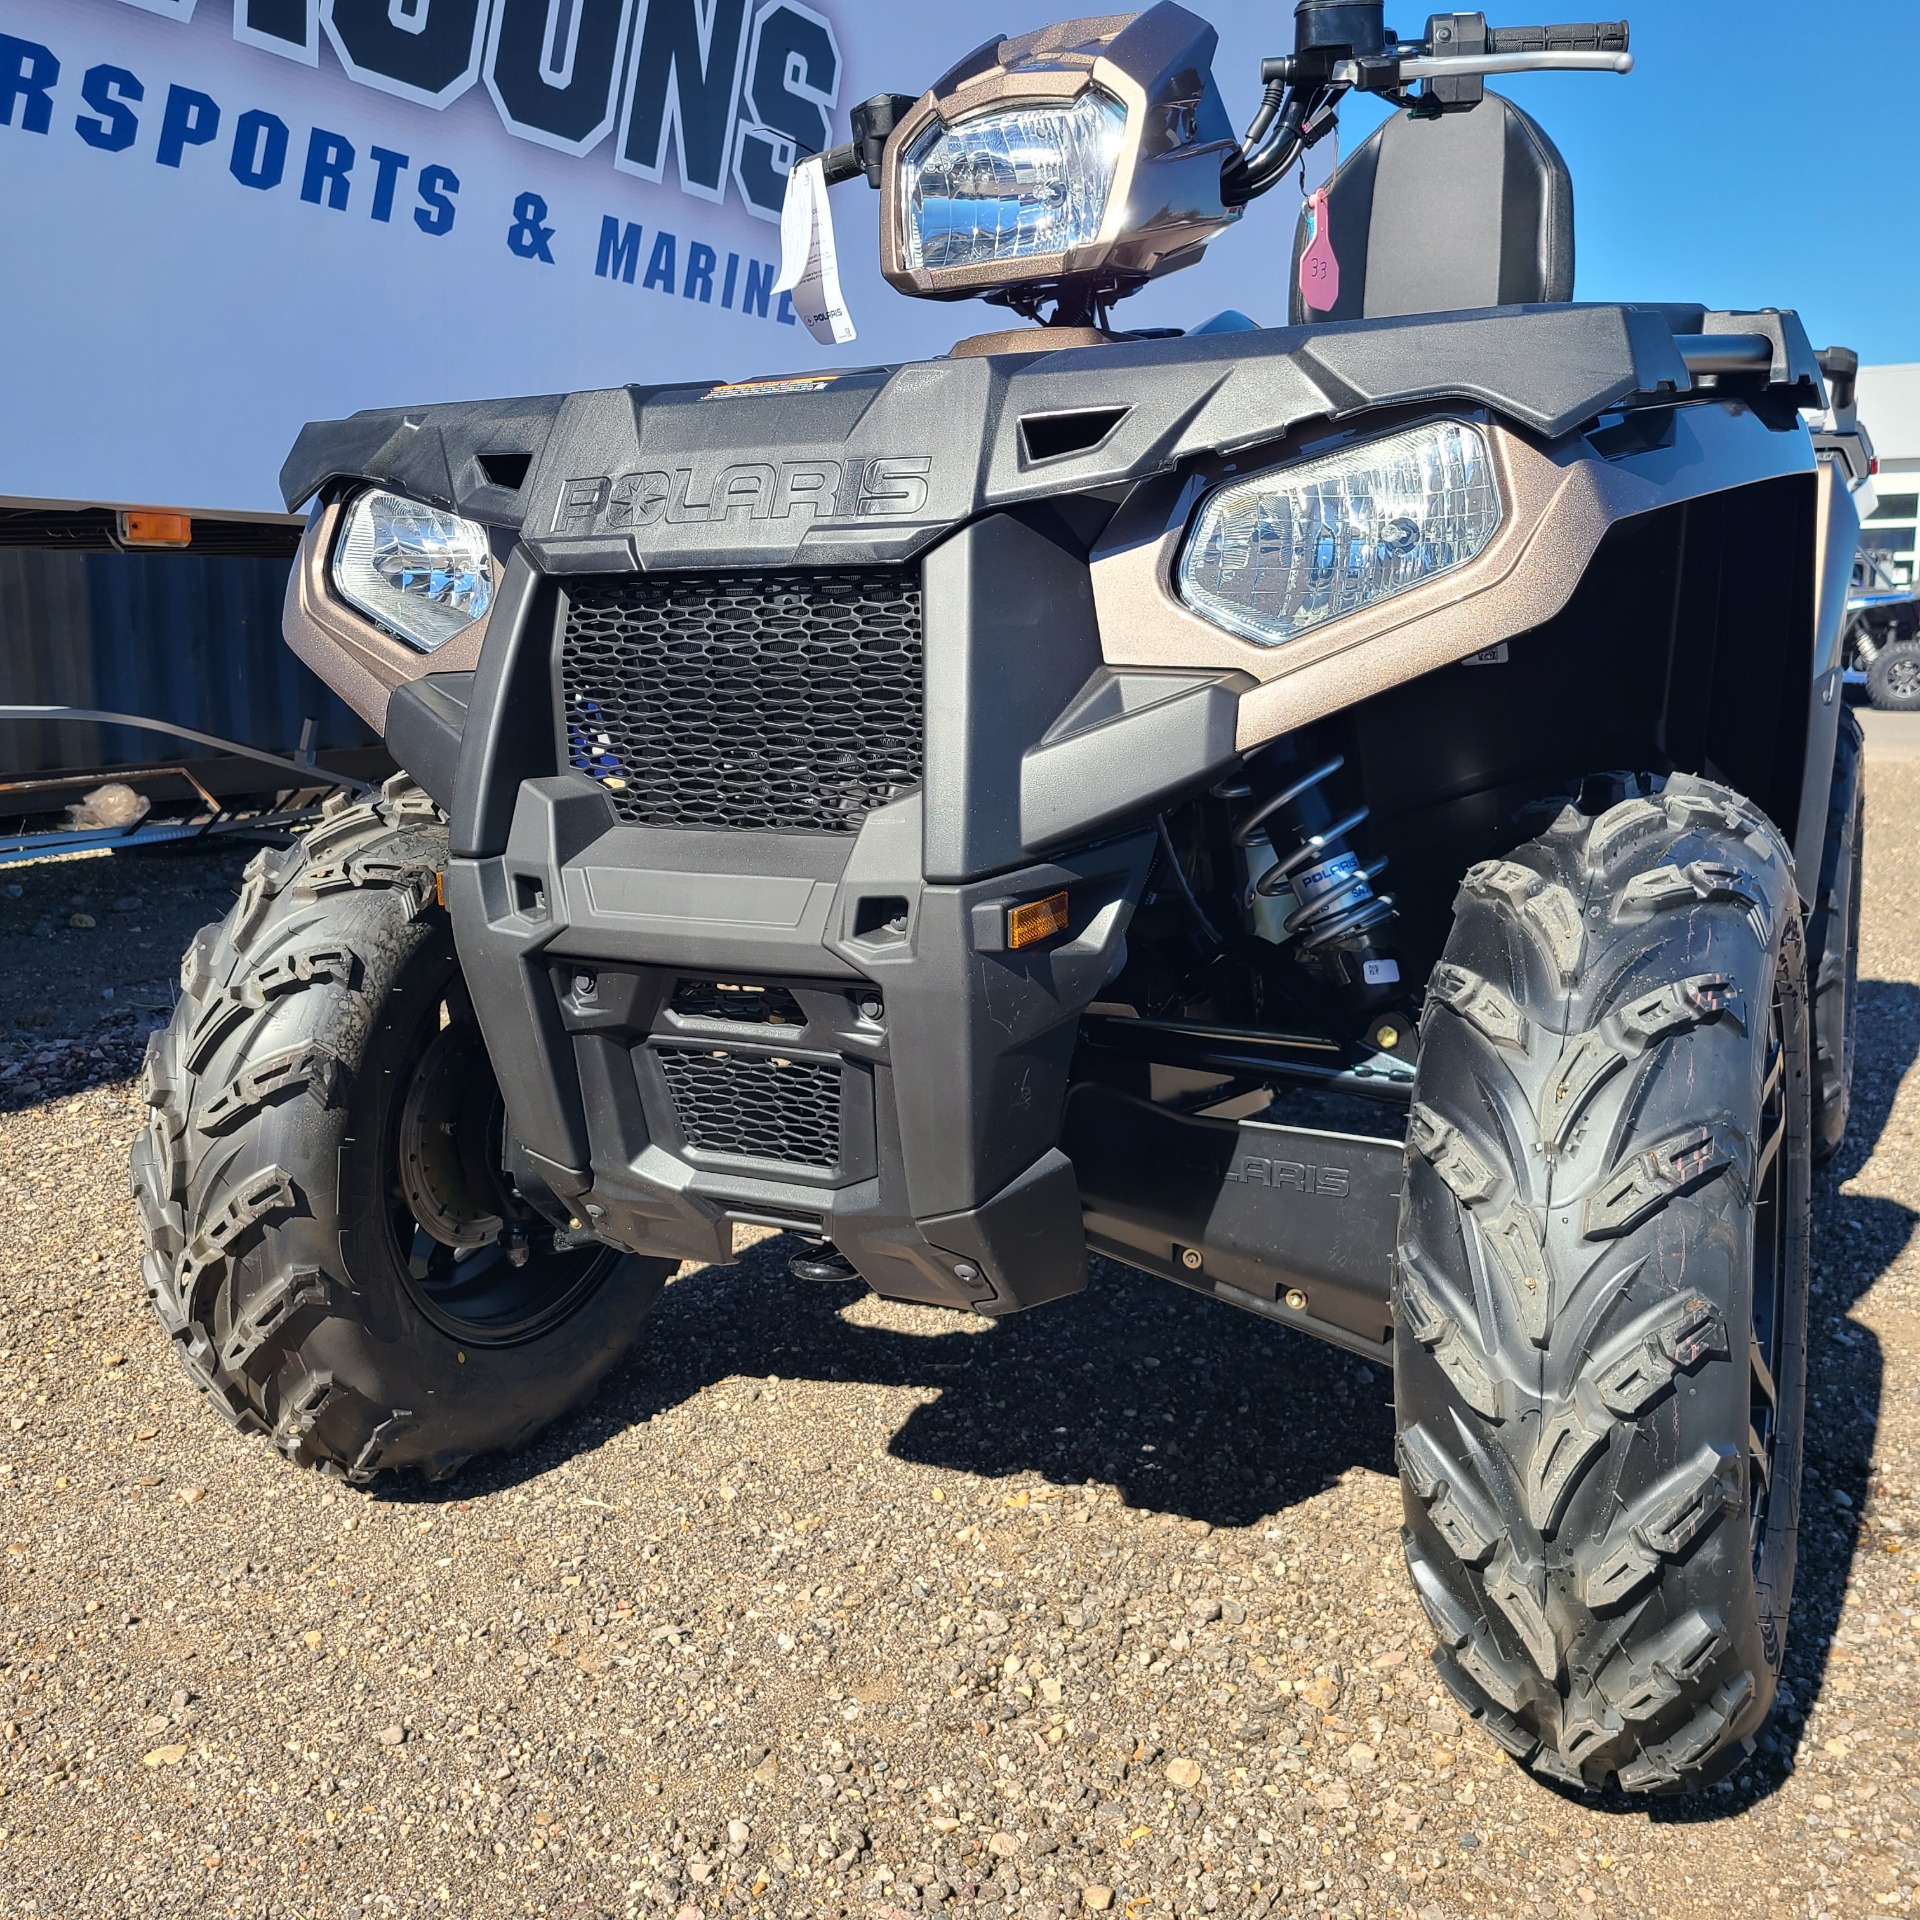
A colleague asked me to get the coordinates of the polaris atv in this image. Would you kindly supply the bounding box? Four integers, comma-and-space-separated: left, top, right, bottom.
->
134, 3, 1872, 1797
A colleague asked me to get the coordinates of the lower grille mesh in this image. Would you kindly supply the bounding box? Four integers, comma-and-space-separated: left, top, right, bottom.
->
658, 1049, 842, 1169
563, 569, 923, 834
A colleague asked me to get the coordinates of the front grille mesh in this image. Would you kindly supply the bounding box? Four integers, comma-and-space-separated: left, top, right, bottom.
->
563, 569, 923, 834
658, 1049, 841, 1168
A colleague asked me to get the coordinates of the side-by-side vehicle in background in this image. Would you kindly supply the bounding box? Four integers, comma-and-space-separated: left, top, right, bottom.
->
134, 3, 1871, 1796
1847, 556, 1920, 709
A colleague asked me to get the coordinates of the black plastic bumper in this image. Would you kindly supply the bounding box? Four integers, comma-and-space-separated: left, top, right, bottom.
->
444, 786, 1153, 1313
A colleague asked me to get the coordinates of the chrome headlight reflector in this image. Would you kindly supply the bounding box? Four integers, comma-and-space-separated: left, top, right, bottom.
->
1178, 421, 1503, 648
900, 90, 1129, 274
332, 489, 494, 654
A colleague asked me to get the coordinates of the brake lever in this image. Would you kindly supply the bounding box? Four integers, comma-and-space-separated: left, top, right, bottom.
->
1387, 46, 1634, 78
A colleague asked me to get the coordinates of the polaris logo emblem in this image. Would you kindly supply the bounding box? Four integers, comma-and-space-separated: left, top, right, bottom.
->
1225, 1156, 1351, 1197
552, 458, 932, 534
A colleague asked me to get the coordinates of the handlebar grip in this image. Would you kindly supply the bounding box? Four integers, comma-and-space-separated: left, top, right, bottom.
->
1488, 21, 1630, 55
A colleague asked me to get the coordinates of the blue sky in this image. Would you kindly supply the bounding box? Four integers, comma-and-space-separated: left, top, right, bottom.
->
1118, 0, 1920, 364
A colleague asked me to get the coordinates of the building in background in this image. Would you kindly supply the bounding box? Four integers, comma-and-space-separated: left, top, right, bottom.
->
1860, 365, 1920, 586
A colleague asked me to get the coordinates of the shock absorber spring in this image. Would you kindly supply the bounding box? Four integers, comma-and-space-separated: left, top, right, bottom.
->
1234, 752, 1397, 952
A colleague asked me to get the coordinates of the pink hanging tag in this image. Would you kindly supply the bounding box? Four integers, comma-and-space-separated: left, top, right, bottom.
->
1299, 186, 1340, 315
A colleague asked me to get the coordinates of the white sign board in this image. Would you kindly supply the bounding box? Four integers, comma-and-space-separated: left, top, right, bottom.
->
0, 0, 969, 514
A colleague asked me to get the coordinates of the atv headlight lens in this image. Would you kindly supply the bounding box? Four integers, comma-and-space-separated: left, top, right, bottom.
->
1178, 421, 1503, 648
899, 90, 1129, 273
332, 489, 494, 654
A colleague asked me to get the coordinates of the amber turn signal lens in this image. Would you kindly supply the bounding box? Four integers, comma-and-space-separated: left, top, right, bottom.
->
117, 511, 192, 549
1007, 890, 1070, 950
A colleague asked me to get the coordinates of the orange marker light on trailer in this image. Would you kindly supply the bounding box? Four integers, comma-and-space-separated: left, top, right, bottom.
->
1007, 890, 1070, 950
118, 511, 193, 549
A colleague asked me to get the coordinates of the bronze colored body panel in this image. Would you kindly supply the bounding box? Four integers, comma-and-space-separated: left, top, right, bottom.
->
1086, 403, 1819, 753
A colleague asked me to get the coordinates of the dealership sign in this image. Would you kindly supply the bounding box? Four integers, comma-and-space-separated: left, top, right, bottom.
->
0, 0, 952, 514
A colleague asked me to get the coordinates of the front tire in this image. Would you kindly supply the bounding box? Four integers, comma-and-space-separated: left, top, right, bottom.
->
131, 779, 670, 1482
1395, 775, 1809, 1793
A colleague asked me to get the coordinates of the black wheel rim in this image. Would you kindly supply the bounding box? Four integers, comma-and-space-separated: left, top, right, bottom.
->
1749, 976, 1790, 1564
385, 983, 618, 1346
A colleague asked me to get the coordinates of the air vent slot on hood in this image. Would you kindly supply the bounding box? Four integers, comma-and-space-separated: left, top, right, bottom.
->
1019, 407, 1131, 464
476, 451, 533, 492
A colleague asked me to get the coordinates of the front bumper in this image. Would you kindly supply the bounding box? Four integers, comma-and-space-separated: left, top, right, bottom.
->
440, 514, 1195, 1313
446, 788, 1151, 1312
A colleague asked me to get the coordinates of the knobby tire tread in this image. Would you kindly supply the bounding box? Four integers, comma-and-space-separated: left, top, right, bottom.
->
131, 777, 661, 1482
1394, 775, 1811, 1795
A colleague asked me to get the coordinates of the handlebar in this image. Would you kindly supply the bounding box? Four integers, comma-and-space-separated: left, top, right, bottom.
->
1240, 12, 1631, 200
814, 13, 1633, 215
1488, 21, 1630, 54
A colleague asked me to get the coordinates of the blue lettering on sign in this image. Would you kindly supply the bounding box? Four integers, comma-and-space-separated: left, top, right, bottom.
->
368, 144, 410, 222
415, 164, 461, 235
642, 229, 676, 292
486, 0, 629, 156
0, 33, 58, 134
230, 108, 291, 189
734, 2, 839, 220
235, 0, 322, 66
740, 256, 777, 320
156, 83, 221, 167
25, 5, 844, 226
323, 0, 489, 110
596, 216, 644, 284
77, 63, 143, 153
4, 22, 814, 321
591, 218, 793, 330
617, 0, 749, 204
301, 125, 354, 209
508, 188, 556, 261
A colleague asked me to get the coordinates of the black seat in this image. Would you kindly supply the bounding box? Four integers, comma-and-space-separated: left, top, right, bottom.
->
1288, 91, 1574, 324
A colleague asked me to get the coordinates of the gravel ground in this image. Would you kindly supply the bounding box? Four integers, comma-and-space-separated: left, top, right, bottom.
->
2, 765, 1919, 1920
0, 844, 262, 1095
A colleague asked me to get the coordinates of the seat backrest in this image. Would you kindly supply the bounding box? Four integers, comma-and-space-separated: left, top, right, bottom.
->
1288, 91, 1574, 325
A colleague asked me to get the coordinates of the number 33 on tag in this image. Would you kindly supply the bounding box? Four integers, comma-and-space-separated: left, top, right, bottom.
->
1299, 186, 1340, 315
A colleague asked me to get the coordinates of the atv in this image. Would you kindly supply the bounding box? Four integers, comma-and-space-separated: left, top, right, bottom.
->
1816, 348, 1920, 710
1846, 554, 1920, 710
134, 3, 1871, 1798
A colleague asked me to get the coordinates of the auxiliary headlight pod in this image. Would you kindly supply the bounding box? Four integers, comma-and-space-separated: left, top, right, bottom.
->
898, 92, 1130, 276
1177, 421, 1504, 649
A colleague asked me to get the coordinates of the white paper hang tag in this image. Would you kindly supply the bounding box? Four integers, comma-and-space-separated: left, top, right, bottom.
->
774, 154, 857, 348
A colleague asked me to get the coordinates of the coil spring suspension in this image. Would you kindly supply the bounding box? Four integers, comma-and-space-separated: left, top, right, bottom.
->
1234, 754, 1397, 951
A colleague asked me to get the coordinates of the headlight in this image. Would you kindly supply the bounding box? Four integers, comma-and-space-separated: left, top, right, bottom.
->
332, 489, 494, 654
899, 90, 1128, 274
1178, 422, 1503, 648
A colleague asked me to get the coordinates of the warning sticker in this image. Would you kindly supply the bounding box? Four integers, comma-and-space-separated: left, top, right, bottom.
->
701, 375, 842, 401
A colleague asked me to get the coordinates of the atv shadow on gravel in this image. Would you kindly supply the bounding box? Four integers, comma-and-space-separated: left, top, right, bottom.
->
344, 978, 1920, 1818
383, 1247, 1397, 1531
